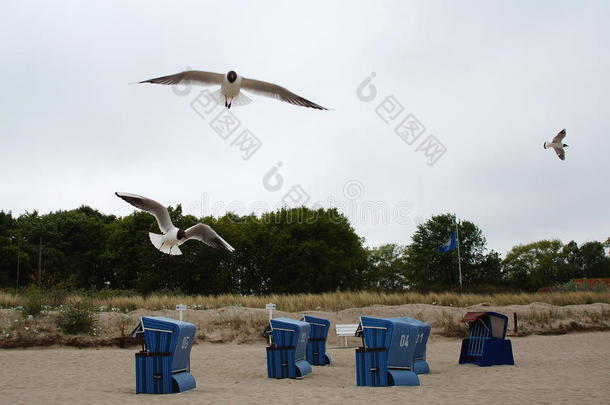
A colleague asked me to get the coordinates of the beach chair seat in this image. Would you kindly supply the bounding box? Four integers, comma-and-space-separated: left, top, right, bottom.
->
302, 315, 331, 365
355, 316, 420, 387
389, 317, 431, 374
458, 311, 514, 367
266, 318, 312, 379
132, 316, 197, 394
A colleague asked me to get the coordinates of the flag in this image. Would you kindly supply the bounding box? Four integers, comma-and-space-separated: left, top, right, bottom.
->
437, 232, 457, 253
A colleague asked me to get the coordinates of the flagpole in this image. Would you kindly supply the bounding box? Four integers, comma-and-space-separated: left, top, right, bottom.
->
456, 220, 463, 292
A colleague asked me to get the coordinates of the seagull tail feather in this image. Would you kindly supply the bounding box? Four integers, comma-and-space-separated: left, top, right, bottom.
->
230, 91, 252, 107
208, 89, 225, 106
148, 233, 182, 256
149, 232, 165, 251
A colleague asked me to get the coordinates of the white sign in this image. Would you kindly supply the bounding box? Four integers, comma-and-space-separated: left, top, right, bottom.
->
176, 304, 187, 321
265, 303, 276, 345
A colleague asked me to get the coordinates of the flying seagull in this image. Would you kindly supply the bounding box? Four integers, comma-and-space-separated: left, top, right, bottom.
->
139, 70, 328, 110
544, 129, 569, 160
115, 192, 235, 256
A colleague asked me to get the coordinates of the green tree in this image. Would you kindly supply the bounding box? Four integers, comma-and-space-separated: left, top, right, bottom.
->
101, 206, 366, 295
104, 207, 180, 292
366, 244, 410, 290
14, 207, 114, 289
467, 250, 504, 289
503, 240, 570, 291
0, 211, 21, 287
408, 213, 490, 290
251, 207, 367, 294
561, 240, 609, 280
578, 241, 610, 278
562, 241, 582, 278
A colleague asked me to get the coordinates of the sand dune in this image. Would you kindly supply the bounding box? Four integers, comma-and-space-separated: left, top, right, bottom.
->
1, 331, 609, 404
1, 302, 609, 348
102, 301, 610, 345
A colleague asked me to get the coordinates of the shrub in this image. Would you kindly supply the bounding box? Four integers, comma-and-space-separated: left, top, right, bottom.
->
56, 302, 98, 335
557, 280, 609, 292
46, 285, 68, 307
434, 310, 466, 337
21, 287, 46, 317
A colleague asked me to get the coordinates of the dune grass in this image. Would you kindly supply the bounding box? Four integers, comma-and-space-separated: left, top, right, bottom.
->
1, 289, 609, 313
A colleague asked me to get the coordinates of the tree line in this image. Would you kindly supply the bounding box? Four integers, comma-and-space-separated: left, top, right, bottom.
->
0, 207, 608, 293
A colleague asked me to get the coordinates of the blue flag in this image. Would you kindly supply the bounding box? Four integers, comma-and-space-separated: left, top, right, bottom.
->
437, 232, 457, 253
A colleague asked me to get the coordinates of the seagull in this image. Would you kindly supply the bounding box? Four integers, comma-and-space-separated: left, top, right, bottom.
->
139, 70, 328, 110
544, 129, 569, 160
115, 192, 235, 256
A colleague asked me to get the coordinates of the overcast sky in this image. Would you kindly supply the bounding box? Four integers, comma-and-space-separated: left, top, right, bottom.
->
1, 0, 609, 255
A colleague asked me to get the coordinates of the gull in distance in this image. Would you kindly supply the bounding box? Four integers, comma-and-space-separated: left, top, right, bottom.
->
544, 129, 569, 160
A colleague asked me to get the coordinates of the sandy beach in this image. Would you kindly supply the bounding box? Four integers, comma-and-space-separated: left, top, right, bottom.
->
1, 331, 609, 404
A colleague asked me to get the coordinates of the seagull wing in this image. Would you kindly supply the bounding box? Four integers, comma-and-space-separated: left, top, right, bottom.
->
552, 129, 567, 143
115, 192, 174, 233
552, 146, 565, 160
139, 70, 224, 87
184, 223, 235, 252
240, 77, 328, 110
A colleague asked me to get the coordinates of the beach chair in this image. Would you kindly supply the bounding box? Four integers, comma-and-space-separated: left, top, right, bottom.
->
390, 317, 431, 374
458, 311, 514, 367
355, 316, 420, 387
302, 315, 332, 365
265, 317, 312, 379
131, 316, 197, 394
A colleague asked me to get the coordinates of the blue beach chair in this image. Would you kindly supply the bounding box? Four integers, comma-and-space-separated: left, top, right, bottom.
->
302, 315, 332, 366
458, 311, 514, 366
265, 317, 312, 379
390, 317, 431, 374
355, 316, 420, 387
131, 316, 197, 394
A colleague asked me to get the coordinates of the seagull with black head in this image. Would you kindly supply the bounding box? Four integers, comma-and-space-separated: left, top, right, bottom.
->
139, 69, 328, 110
544, 129, 569, 160
115, 192, 235, 256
